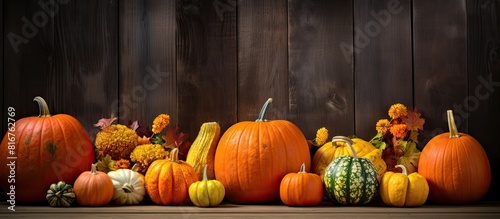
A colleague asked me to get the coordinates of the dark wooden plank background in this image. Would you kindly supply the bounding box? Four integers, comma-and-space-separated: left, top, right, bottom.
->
288, 0, 354, 137
354, 0, 413, 139
413, 0, 468, 147
119, 0, 176, 135
1, 0, 499, 200
466, 0, 500, 201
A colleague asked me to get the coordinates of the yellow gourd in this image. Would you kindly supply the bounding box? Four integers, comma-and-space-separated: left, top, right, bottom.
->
189, 165, 225, 207
380, 164, 429, 207
186, 122, 221, 180
312, 136, 386, 181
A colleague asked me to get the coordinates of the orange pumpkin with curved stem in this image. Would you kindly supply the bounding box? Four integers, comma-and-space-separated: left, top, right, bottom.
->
418, 110, 491, 204
214, 98, 311, 204
280, 163, 323, 206
73, 163, 114, 206
0, 96, 95, 203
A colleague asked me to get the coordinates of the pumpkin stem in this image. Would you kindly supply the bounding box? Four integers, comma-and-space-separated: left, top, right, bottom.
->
298, 163, 306, 174
256, 98, 273, 122
395, 164, 408, 175
169, 148, 180, 163
33, 96, 51, 118
331, 136, 357, 159
122, 183, 134, 193
447, 110, 460, 138
202, 164, 209, 181
90, 163, 98, 175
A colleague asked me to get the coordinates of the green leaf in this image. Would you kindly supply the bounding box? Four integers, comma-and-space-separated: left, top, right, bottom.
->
96, 154, 115, 173
151, 134, 165, 145
369, 133, 386, 150
398, 140, 408, 152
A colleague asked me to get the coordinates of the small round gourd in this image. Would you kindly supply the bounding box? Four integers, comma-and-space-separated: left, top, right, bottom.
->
108, 169, 146, 205
323, 136, 379, 205
46, 181, 75, 207
380, 165, 429, 207
312, 136, 386, 181
280, 163, 323, 206
189, 164, 226, 207
73, 163, 114, 206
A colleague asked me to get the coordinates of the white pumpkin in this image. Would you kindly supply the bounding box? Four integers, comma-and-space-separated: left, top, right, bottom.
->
107, 169, 145, 205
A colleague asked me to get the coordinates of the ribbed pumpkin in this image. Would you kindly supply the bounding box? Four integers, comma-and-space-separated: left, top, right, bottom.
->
418, 110, 491, 204
380, 165, 429, 207
214, 98, 311, 204
108, 169, 145, 205
73, 163, 114, 206
145, 148, 198, 205
280, 163, 323, 206
312, 136, 386, 181
186, 122, 221, 180
189, 164, 226, 207
46, 181, 75, 207
0, 96, 95, 203
323, 136, 379, 205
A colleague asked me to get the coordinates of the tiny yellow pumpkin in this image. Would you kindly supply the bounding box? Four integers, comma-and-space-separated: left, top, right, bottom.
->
189, 164, 225, 207
380, 164, 429, 207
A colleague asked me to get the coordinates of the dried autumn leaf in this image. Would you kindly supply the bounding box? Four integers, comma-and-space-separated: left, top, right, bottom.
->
97, 154, 115, 173
162, 124, 191, 160
137, 136, 151, 145
94, 117, 118, 129
396, 141, 421, 174
127, 120, 153, 138
128, 120, 139, 131
402, 108, 425, 131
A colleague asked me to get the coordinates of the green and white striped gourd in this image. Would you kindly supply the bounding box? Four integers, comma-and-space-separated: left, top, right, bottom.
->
323, 136, 379, 205
46, 181, 76, 207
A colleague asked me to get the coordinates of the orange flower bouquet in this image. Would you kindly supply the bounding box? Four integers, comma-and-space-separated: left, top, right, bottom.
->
369, 103, 425, 174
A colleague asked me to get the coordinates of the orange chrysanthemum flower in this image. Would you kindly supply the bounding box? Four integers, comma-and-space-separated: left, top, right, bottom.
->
152, 114, 170, 134
114, 159, 131, 170
376, 119, 391, 134
390, 124, 408, 139
388, 103, 408, 119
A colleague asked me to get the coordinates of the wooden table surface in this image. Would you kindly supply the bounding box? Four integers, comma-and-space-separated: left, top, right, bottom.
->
1, 201, 500, 219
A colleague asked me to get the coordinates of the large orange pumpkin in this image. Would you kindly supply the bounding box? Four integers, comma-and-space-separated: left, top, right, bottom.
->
145, 148, 198, 205
418, 110, 491, 204
0, 96, 95, 203
214, 98, 311, 204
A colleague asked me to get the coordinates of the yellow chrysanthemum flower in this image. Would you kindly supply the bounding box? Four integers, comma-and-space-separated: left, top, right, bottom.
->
375, 119, 391, 134
390, 124, 408, 139
388, 103, 408, 119
95, 124, 139, 160
314, 127, 329, 146
152, 114, 170, 134
130, 144, 169, 173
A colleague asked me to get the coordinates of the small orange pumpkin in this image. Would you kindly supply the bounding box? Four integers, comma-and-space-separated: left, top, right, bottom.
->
73, 163, 114, 206
280, 163, 323, 206
418, 110, 491, 204
145, 148, 198, 205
